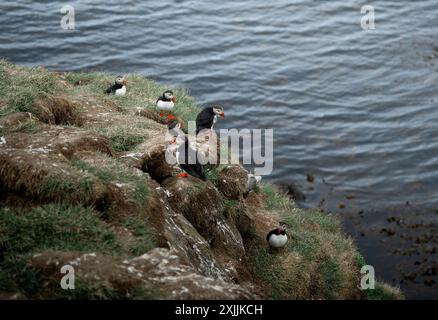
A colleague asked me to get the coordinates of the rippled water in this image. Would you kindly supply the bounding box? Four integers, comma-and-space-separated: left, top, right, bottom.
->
1, 0, 437, 298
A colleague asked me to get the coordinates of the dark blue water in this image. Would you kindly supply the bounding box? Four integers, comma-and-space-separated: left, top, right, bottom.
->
1, 0, 437, 299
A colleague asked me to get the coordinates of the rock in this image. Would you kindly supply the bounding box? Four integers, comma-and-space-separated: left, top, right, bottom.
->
424, 279, 436, 287
216, 165, 248, 200
223, 200, 254, 240
402, 272, 417, 281
141, 145, 173, 183
381, 228, 396, 236
161, 176, 246, 279
306, 174, 315, 182
422, 246, 436, 254
162, 176, 224, 240
276, 182, 306, 201
3, 127, 114, 158
30, 249, 257, 300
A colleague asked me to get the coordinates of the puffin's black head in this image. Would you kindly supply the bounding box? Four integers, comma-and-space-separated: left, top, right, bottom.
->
115, 75, 128, 86
162, 90, 176, 103
278, 223, 287, 234
212, 105, 224, 118
167, 119, 181, 131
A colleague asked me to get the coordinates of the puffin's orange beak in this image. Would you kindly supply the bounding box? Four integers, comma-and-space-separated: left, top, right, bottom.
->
123, 79, 128, 85
220, 111, 225, 118
172, 137, 176, 144
171, 96, 176, 103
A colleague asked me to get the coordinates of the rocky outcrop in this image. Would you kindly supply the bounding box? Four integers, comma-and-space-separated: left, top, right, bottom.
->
31, 248, 257, 299
216, 165, 248, 200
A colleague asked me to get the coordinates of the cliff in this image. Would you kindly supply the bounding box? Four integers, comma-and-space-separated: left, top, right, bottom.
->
0, 60, 402, 300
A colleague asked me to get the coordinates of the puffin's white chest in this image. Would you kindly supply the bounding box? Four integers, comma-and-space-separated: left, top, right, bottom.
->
268, 234, 288, 248
213, 114, 218, 124
115, 86, 126, 96
157, 100, 174, 111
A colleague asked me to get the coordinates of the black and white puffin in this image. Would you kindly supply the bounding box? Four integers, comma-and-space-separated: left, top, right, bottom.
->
156, 90, 176, 119
105, 75, 128, 96
167, 121, 206, 181
195, 106, 224, 134
266, 224, 288, 252
247, 173, 262, 191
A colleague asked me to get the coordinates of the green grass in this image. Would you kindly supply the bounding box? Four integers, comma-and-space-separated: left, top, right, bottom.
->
71, 158, 149, 206
223, 199, 239, 221
356, 254, 404, 300
204, 166, 221, 183
0, 204, 121, 256
249, 245, 312, 300
63, 71, 201, 125
93, 126, 144, 152
251, 183, 405, 300
0, 204, 123, 295
363, 282, 404, 300
122, 217, 156, 256
38, 170, 96, 203
317, 258, 343, 299
0, 118, 42, 136
0, 59, 59, 116
260, 183, 294, 211
0, 204, 160, 298
248, 183, 359, 299
1, 59, 201, 128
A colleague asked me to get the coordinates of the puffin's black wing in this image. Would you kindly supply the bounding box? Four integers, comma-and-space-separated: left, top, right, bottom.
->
156, 95, 165, 104
266, 229, 277, 242
177, 138, 206, 181
105, 83, 116, 94
180, 163, 206, 181
196, 108, 214, 134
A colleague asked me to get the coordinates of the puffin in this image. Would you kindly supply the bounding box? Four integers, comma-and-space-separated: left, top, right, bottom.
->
167, 121, 206, 181
247, 173, 262, 191
105, 75, 128, 96
195, 106, 224, 134
266, 224, 288, 252
156, 90, 176, 119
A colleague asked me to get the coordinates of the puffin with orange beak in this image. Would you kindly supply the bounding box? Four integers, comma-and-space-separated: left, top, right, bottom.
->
156, 90, 176, 120
105, 75, 128, 96
195, 106, 224, 134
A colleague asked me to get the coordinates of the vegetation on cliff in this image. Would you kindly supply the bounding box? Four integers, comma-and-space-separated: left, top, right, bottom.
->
0, 60, 402, 300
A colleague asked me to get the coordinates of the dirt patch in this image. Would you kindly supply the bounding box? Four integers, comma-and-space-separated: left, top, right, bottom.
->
0, 112, 33, 128
34, 96, 83, 126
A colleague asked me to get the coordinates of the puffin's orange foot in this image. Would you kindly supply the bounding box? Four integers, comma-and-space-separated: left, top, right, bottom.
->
167, 114, 175, 120
178, 173, 189, 178
159, 113, 164, 117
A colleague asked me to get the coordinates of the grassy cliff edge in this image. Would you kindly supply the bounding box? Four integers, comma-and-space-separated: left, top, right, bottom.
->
0, 60, 403, 300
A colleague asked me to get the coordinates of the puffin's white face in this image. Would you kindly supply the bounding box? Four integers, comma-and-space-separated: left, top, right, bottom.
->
213, 106, 225, 118
115, 76, 127, 85
279, 224, 287, 232
168, 121, 184, 139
